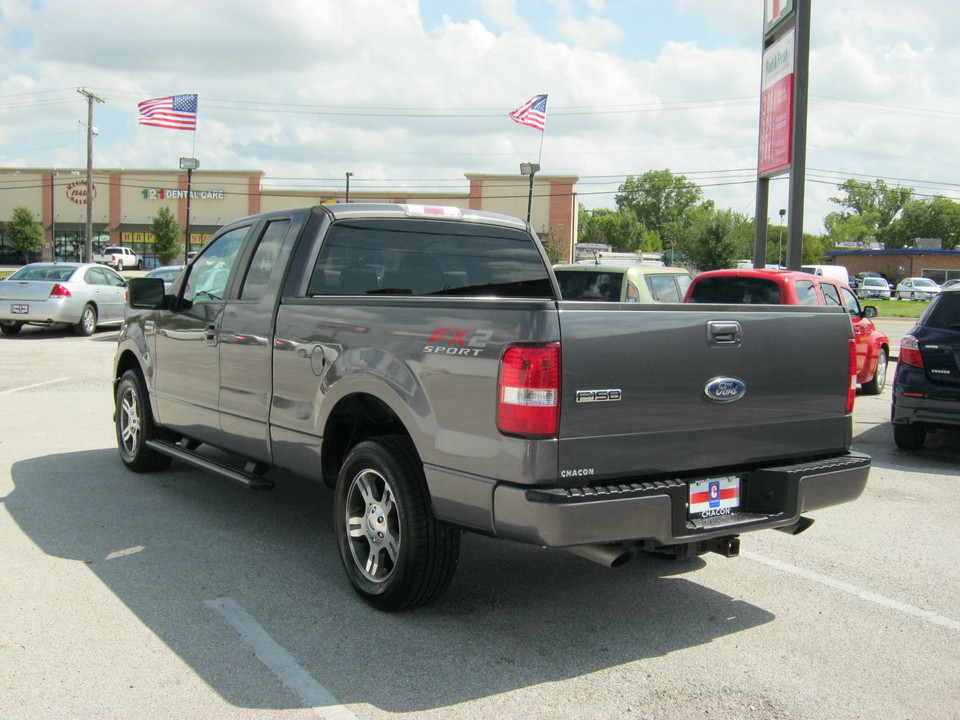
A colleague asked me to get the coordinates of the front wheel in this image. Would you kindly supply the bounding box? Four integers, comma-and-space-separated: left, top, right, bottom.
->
893, 422, 926, 451
75, 304, 97, 336
861, 348, 888, 396
334, 436, 460, 610
115, 369, 172, 472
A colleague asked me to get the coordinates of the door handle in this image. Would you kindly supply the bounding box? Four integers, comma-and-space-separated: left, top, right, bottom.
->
204, 323, 219, 346
707, 320, 742, 346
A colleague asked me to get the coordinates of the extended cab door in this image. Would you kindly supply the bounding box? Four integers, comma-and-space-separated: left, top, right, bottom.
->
152, 225, 250, 446
217, 214, 303, 462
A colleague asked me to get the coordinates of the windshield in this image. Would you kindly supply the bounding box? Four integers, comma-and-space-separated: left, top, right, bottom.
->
915, 279, 938, 288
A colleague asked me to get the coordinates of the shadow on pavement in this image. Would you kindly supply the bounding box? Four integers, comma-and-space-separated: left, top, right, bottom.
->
7, 448, 774, 713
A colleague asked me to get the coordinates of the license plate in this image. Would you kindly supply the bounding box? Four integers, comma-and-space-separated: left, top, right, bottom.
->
11, 304, 28, 314
689, 475, 740, 518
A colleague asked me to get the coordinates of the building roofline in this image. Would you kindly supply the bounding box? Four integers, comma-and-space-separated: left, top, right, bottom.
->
828, 248, 960, 256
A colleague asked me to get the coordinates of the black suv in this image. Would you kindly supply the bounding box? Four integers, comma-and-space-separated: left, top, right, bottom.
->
891, 287, 960, 449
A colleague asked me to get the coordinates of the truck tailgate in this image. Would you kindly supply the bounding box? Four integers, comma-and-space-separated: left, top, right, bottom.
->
556, 303, 854, 481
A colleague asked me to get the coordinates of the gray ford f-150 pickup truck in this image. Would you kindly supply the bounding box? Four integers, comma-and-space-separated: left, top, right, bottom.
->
114, 203, 870, 610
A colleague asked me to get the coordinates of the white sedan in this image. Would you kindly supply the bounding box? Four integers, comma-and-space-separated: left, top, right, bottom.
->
895, 277, 940, 301
0, 262, 127, 336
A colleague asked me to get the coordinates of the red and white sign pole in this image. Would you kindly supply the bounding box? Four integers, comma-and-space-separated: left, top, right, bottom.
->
753, 0, 809, 271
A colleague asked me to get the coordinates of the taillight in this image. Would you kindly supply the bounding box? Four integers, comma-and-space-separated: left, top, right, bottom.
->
899, 334, 924, 368
847, 339, 857, 413
497, 343, 560, 437
49, 283, 71, 298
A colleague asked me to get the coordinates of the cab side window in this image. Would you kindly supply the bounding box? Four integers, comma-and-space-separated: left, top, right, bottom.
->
795, 280, 820, 306
839, 286, 861, 316
820, 282, 843, 308
239, 220, 289, 301
183, 226, 249, 303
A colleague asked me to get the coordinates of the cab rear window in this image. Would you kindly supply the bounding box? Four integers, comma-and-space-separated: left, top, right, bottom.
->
688, 276, 780, 304
307, 218, 553, 298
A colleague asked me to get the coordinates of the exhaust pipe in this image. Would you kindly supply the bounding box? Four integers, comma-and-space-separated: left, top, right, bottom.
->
565, 543, 636, 568
775, 516, 815, 536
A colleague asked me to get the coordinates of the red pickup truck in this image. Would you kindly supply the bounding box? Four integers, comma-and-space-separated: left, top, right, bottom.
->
684, 268, 890, 395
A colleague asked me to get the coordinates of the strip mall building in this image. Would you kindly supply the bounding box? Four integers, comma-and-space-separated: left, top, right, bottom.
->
0, 167, 579, 267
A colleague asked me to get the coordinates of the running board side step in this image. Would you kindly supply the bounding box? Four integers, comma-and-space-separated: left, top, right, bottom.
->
146, 439, 274, 490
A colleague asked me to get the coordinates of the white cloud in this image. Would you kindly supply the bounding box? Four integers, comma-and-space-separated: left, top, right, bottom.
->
0, 0, 957, 235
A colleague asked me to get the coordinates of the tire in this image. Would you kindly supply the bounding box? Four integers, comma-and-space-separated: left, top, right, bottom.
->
0, 321, 23, 336
334, 436, 460, 610
115, 369, 172, 472
861, 348, 888, 396
893, 422, 926, 451
75, 304, 97, 336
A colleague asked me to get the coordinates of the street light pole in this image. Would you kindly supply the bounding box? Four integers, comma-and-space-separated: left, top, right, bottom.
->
345, 171, 353, 203
77, 88, 103, 263
778, 208, 786, 268
519, 162, 540, 224
180, 157, 199, 261
50, 171, 58, 261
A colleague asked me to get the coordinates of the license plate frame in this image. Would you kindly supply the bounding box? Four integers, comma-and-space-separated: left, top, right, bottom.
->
688, 475, 741, 519
11, 304, 28, 314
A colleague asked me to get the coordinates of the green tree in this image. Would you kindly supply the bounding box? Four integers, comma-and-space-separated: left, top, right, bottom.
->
674, 208, 752, 272
883, 195, 960, 250
8, 205, 43, 261
615, 169, 714, 255
150, 206, 181, 265
539, 225, 567, 265
578, 206, 644, 252
825, 178, 912, 246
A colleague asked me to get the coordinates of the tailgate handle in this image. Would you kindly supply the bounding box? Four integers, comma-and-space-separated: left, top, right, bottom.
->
707, 320, 742, 346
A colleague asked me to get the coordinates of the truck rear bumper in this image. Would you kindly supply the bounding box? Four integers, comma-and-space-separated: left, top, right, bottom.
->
490, 452, 870, 547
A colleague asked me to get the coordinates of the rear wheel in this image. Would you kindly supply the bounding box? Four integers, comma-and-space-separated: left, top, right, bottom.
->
115, 369, 172, 471
0, 321, 23, 336
75, 304, 97, 336
861, 348, 888, 396
334, 436, 460, 610
893, 422, 926, 451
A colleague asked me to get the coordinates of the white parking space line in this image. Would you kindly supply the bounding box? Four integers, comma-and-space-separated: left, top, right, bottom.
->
742, 551, 960, 631
0, 378, 69, 395
205, 598, 361, 719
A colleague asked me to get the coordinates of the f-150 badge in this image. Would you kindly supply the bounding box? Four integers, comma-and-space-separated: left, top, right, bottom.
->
576, 389, 622, 403
704, 377, 745, 403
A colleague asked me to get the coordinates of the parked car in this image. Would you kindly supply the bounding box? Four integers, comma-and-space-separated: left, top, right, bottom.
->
553, 263, 692, 303
891, 286, 960, 449
684, 268, 890, 395
895, 277, 940, 301
144, 265, 185, 292
93, 246, 143, 270
940, 279, 960, 291
857, 276, 892, 300
0, 262, 127, 336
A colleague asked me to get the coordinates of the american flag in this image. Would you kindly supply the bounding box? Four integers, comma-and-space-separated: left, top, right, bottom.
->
138, 94, 198, 131
509, 94, 547, 131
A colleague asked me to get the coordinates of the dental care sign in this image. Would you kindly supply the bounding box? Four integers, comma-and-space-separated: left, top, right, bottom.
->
758, 29, 795, 177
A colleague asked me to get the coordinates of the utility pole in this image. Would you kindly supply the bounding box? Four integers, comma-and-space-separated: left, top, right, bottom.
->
77, 88, 104, 263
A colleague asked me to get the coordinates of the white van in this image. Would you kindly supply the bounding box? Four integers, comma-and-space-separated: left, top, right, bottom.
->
802, 264, 850, 285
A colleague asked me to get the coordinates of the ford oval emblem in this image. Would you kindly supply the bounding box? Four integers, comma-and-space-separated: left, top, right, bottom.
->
704, 377, 746, 403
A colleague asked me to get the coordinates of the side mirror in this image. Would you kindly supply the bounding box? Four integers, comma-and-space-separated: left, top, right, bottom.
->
128, 277, 165, 309
861, 305, 878, 318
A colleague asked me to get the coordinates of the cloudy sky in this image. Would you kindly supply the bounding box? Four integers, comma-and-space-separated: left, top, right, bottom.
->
1, 0, 958, 234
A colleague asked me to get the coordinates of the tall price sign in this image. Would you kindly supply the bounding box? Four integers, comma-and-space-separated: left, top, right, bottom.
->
758, 29, 795, 177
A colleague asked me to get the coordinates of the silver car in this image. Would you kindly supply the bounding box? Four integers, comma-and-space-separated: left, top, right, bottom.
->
0, 262, 127, 336
144, 264, 185, 292
895, 277, 941, 301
